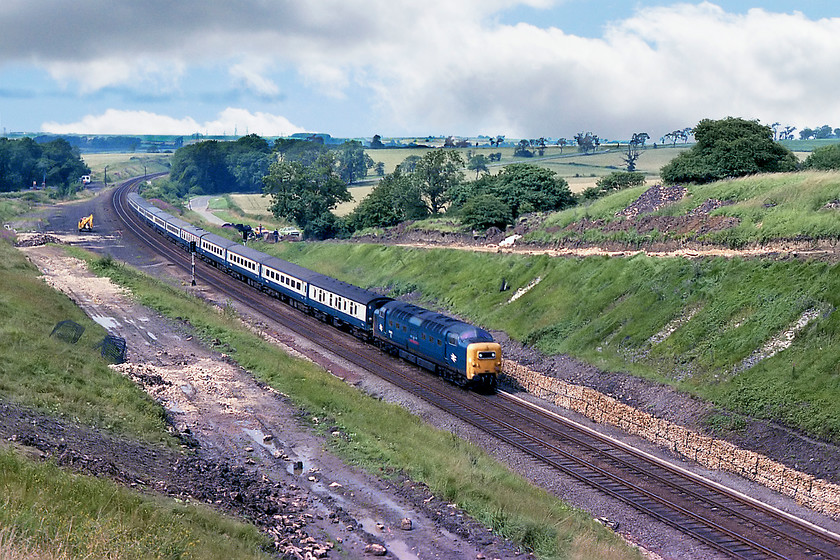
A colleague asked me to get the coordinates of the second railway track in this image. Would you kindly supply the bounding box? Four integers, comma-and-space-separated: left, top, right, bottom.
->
111, 180, 840, 560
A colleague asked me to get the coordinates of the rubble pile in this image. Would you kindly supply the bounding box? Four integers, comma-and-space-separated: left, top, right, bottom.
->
615, 184, 688, 219
14, 233, 64, 247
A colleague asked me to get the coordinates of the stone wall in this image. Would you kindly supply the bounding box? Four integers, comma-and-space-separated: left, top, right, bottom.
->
502, 360, 840, 519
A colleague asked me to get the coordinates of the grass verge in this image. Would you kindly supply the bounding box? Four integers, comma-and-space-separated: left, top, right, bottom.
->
0, 240, 174, 445
74, 249, 641, 559
0, 448, 272, 560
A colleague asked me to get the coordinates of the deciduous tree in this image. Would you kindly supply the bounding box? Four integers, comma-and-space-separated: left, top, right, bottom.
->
411, 150, 464, 214
263, 151, 351, 239
660, 117, 798, 184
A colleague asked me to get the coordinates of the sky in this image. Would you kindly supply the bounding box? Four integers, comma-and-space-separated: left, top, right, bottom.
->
1, 1, 838, 142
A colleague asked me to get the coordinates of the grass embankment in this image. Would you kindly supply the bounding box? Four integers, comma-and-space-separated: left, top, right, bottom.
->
0, 240, 275, 560
81, 153, 171, 185
77, 250, 640, 560
534, 171, 840, 246
266, 242, 840, 444
0, 450, 270, 560
0, 242, 171, 442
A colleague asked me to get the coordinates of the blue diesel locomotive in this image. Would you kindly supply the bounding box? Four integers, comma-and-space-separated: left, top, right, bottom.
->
127, 192, 501, 390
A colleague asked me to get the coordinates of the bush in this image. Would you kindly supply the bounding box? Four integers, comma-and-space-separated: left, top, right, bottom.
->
660, 117, 798, 184
460, 194, 513, 230
596, 172, 646, 194
803, 144, 840, 170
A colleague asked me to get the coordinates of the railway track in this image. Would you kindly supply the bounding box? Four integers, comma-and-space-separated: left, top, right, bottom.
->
111, 180, 840, 559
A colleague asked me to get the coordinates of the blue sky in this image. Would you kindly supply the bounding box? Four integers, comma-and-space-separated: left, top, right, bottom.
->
1, 1, 838, 141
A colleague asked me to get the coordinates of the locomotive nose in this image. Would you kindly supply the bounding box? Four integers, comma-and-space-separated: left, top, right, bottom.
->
466, 342, 502, 376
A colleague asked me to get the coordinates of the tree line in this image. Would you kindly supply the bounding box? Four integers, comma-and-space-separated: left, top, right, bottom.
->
154, 117, 840, 240
0, 137, 90, 193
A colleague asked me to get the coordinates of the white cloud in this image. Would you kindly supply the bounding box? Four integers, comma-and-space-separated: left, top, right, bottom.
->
361, 2, 840, 138
229, 61, 280, 97
41, 108, 305, 136
9, 2, 840, 138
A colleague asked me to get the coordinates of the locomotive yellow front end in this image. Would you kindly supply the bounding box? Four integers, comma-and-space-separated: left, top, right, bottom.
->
466, 341, 501, 392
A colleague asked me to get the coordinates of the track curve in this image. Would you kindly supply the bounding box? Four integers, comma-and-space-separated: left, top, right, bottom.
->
111, 179, 840, 560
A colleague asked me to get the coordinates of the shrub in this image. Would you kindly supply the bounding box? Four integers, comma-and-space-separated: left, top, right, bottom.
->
803, 144, 840, 170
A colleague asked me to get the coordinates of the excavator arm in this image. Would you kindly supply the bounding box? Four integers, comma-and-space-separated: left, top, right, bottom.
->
78, 214, 93, 232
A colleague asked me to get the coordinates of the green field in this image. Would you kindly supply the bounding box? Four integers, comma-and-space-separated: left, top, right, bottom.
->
198, 145, 690, 225
82, 153, 171, 184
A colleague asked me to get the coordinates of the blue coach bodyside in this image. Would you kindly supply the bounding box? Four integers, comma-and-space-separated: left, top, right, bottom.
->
197, 232, 239, 268
226, 243, 266, 284
307, 274, 392, 333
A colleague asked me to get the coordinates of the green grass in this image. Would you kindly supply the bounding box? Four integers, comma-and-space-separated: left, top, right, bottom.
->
0, 241, 175, 445
0, 449, 272, 560
264, 242, 840, 443
534, 171, 840, 246
0, 240, 277, 559
81, 153, 171, 184
0, 192, 53, 224
74, 247, 640, 560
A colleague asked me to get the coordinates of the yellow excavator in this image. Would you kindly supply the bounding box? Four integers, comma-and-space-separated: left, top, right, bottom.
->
78, 214, 93, 232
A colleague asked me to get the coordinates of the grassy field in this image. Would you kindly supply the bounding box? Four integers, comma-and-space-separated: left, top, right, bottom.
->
198, 146, 687, 225
73, 247, 641, 560
264, 239, 840, 444
81, 153, 171, 184
366, 145, 682, 193
0, 449, 272, 560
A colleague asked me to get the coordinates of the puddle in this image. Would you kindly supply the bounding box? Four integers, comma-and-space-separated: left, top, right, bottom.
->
359, 517, 419, 560
242, 427, 284, 459
91, 314, 120, 331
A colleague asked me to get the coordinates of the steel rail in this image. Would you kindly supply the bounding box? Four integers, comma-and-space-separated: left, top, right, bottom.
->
110, 180, 840, 560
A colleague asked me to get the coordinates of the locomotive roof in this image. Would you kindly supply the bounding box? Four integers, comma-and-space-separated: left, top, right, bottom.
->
381, 300, 493, 340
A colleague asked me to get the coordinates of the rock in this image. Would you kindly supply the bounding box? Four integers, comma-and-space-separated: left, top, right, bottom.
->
400, 517, 413, 530
364, 543, 387, 556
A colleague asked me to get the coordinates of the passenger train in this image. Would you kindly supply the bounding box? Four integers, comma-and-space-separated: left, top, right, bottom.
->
127, 192, 501, 391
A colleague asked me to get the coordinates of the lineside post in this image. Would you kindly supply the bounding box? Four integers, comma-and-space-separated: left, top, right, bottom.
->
189, 241, 196, 286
